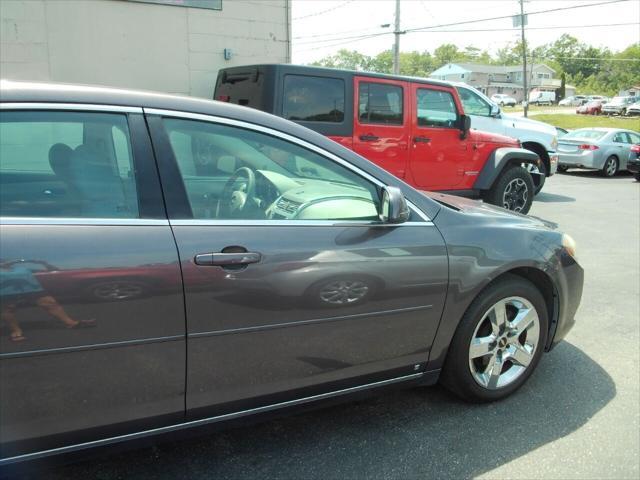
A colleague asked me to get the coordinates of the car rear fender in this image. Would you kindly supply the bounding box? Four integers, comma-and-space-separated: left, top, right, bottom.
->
474, 147, 539, 190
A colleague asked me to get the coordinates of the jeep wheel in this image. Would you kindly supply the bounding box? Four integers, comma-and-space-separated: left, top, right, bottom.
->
557, 165, 569, 173
483, 166, 534, 214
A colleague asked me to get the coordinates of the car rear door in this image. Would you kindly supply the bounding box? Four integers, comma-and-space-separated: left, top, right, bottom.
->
0, 105, 185, 461
409, 83, 468, 190
145, 108, 448, 420
352, 76, 410, 179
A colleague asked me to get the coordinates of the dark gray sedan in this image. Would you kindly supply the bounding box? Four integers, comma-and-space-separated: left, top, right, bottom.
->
0, 80, 583, 468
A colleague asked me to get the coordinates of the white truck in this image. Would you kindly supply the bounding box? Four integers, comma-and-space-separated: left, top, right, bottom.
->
454, 83, 559, 195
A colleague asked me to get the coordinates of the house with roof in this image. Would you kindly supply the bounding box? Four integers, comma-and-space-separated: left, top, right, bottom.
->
429, 63, 575, 102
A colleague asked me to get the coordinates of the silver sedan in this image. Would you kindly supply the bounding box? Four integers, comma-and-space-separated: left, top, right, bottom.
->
557, 128, 640, 176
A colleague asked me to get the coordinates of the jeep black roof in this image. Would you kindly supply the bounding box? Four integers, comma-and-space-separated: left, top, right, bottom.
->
218, 63, 453, 88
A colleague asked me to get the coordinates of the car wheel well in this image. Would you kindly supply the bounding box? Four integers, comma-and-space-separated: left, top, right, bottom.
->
487, 268, 556, 337
522, 142, 549, 171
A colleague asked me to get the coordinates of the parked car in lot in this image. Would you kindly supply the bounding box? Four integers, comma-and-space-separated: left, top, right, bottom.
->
602, 96, 636, 116
559, 95, 588, 107
490, 93, 517, 107
455, 83, 559, 195
626, 102, 640, 116
576, 100, 604, 115
586, 95, 608, 103
557, 128, 640, 176
627, 144, 640, 181
0, 80, 584, 467
528, 90, 555, 106
214, 64, 540, 214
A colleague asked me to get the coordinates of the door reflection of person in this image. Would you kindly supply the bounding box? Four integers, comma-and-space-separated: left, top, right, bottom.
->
0, 259, 94, 342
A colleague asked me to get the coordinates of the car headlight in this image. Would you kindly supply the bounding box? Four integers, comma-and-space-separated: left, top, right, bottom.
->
562, 234, 577, 259
551, 135, 558, 151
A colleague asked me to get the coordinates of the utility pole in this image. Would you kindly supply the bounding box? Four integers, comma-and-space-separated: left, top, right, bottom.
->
519, 0, 528, 117
393, 0, 401, 74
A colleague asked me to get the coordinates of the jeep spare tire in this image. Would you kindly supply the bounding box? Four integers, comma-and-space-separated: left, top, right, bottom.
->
483, 166, 534, 214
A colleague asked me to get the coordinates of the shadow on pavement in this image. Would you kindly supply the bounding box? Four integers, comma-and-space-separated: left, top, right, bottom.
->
29, 342, 615, 480
535, 191, 575, 203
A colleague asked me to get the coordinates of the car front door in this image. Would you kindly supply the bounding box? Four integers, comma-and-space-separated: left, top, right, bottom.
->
146, 109, 448, 419
409, 84, 468, 190
0, 107, 185, 460
352, 77, 410, 179
457, 86, 506, 136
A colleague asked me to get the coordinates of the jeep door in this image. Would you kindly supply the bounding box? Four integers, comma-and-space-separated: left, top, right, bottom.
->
0, 106, 185, 460
352, 77, 410, 179
409, 84, 469, 190
146, 109, 448, 419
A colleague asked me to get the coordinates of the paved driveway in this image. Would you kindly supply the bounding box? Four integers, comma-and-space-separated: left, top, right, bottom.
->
21, 172, 640, 480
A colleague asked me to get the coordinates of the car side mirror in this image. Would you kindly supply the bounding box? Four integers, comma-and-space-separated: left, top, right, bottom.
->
380, 186, 410, 224
490, 104, 500, 117
459, 114, 471, 140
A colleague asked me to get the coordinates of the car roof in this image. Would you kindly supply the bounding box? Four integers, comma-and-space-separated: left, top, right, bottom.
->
219, 63, 454, 88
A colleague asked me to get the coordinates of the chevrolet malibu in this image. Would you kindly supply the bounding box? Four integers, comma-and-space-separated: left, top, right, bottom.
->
0, 80, 583, 467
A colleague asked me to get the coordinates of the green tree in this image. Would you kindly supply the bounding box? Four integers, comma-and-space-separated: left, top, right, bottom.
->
311, 49, 374, 71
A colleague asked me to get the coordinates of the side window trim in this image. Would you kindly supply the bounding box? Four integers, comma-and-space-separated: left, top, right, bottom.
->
143, 108, 431, 224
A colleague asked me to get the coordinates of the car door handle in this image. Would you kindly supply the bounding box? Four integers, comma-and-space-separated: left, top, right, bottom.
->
413, 136, 431, 143
194, 252, 261, 266
359, 134, 380, 141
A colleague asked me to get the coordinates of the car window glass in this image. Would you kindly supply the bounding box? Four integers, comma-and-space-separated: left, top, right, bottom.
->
162, 118, 380, 221
0, 111, 139, 218
457, 88, 492, 117
563, 129, 606, 141
283, 75, 344, 123
628, 132, 640, 144
612, 133, 627, 143
416, 89, 458, 128
358, 82, 403, 125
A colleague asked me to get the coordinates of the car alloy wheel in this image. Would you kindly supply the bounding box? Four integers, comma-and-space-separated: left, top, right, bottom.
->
603, 156, 618, 177
319, 280, 369, 305
502, 178, 528, 212
468, 296, 540, 390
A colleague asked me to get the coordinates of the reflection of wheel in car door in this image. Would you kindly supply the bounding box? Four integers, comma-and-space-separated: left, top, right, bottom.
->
306, 275, 377, 307
88, 280, 146, 301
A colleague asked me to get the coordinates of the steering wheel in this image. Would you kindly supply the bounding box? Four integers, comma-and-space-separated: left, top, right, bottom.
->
217, 167, 257, 218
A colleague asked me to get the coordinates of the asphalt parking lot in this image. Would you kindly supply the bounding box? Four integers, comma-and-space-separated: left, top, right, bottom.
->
23, 171, 640, 480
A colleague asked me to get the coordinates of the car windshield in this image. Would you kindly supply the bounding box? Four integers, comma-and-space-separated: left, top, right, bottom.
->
563, 129, 607, 141
609, 97, 628, 105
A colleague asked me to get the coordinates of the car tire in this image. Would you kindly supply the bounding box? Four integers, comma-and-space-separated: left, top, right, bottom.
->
440, 274, 549, 402
483, 166, 534, 214
601, 155, 618, 177
557, 165, 569, 173
621, 108, 627, 116
634, 173, 640, 182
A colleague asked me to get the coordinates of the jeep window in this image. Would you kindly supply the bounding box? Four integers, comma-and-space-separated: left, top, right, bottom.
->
359, 83, 403, 125
457, 87, 492, 117
416, 89, 458, 128
283, 75, 345, 123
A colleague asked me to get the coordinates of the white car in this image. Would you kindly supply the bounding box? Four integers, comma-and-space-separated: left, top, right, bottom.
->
626, 102, 640, 116
455, 83, 559, 195
490, 93, 517, 107
559, 95, 587, 107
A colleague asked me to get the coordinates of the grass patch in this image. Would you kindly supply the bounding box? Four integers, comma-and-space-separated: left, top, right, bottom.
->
532, 114, 640, 130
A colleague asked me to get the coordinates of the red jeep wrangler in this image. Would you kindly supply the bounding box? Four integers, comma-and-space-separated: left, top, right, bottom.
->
214, 64, 539, 214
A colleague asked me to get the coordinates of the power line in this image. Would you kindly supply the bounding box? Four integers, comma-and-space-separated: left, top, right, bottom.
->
405, 0, 631, 33
293, 0, 354, 21
411, 22, 640, 33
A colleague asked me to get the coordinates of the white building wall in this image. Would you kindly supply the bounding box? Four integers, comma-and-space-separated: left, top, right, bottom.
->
0, 0, 290, 98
